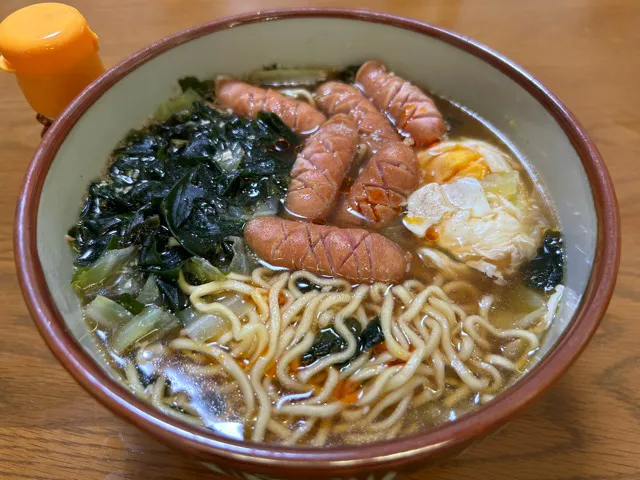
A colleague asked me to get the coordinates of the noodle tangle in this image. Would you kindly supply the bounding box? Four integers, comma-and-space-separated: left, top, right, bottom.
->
126, 267, 558, 445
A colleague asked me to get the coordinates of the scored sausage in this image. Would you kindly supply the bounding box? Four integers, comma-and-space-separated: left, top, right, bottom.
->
316, 81, 418, 227
285, 114, 359, 221
356, 61, 446, 147
332, 142, 418, 227
216, 78, 326, 135
244, 217, 411, 283
315, 81, 399, 152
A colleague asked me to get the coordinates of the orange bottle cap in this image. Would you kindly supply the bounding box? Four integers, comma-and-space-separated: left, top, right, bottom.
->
0, 3, 99, 74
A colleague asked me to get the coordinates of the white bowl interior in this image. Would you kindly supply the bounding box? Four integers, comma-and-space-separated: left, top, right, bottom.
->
36, 17, 596, 385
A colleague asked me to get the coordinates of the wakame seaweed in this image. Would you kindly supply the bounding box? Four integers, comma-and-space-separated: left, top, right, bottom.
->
336, 64, 362, 84
523, 230, 565, 293
358, 316, 384, 353
177, 76, 215, 99
301, 316, 385, 366
69, 81, 299, 311
301, 317, 362, 365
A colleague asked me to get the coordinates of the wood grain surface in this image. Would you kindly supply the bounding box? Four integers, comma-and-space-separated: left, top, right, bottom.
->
0, 1, 638, 479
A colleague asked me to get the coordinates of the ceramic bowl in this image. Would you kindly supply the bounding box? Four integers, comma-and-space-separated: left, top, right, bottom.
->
15, 9, 619, 480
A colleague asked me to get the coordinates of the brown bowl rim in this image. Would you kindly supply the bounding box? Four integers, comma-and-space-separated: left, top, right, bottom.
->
14, 8, 620, 475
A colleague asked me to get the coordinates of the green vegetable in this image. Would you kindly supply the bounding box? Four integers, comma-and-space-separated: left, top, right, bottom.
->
336, 64, 362, 83
69, 79, 299, 312
138, 233, 188, 279
246, 68, 329, 88
156, 277, 188, 312
178, 308, 230, 343
85, 296, 133, 330
245, 65, 362, 87
253, 197, 281, 218
136, 274, 160, 305
152, 89, 202, 122
182, 257, 227, 285
220, 294, 253, 319
257, 111, 298, 146
523, 230, 564, 293
111, 306, 179, 353
301, 317, 362, 365
301, 316, 387, 366
227, 236, 256, 275
358, 316, 384, 353
72, 246, 139, 301
156, 106, 298, 262
213, 143, 244, 172
294, 277, 321, 294
177, 76, 215, 99
112, 294, 146, 315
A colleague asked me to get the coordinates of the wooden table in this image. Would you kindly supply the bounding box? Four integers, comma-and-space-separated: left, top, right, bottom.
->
0, 1, 637, 479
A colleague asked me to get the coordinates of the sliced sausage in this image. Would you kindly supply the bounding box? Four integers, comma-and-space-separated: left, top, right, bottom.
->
244, 217, 411, 283
356, 61, 445, 147
285, 115, 359, 221
315, 81, 400, 151
332, 142, 418, 227
216, 78, 326, 135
